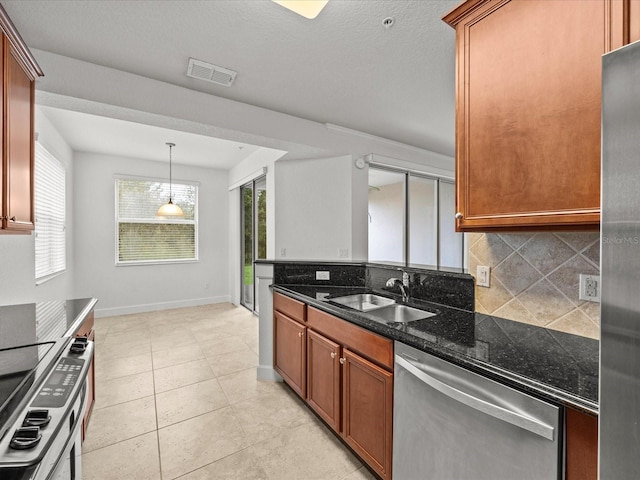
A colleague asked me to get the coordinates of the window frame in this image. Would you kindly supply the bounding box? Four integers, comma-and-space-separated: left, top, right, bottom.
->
114, 175, 199, 266
34, 142, 66, 284
367, 164, 465, 270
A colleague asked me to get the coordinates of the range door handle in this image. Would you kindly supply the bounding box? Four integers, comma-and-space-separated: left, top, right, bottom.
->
396, 355, 555, 441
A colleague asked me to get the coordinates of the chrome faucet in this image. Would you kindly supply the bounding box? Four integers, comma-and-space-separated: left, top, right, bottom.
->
386, 274, 410, 302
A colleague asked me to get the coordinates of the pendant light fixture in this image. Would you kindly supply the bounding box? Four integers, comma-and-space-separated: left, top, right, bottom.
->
156, 142, 184, 217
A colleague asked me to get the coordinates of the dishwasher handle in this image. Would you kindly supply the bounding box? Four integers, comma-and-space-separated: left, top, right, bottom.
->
396, 355, 555, 441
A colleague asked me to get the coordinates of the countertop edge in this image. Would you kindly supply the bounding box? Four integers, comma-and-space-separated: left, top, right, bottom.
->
65, 298, 99, 337
272, 285, 598, 415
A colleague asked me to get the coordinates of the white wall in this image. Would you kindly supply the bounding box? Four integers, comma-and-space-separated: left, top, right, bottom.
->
275, 155, 368, 261
0, 108, 74, 306
368, 181, 404, 263
408, 178, 437, 266
73, 152, 229, 317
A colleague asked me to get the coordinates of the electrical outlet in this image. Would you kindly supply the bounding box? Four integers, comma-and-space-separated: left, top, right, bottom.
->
579, 274, 601, 302
316, 271, 330, 281
476, 266, 491, 287
279, 248, 286, 257
339, 248, 349, 258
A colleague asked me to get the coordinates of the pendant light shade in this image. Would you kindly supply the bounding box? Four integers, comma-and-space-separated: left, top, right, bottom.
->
157, 142, 184, 217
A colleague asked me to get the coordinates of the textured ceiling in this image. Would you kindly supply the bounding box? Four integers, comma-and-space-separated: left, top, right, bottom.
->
4, 0, 458, 159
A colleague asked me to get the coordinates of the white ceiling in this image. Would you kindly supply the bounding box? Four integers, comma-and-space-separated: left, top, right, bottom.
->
38, 106, 269, 168
4, 0, 458, 166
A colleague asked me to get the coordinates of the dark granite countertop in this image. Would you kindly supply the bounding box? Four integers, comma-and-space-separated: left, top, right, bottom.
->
273, 284, 599, 415
0, 298, 98, 348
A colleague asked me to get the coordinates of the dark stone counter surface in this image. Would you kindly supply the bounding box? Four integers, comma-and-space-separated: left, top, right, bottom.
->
273, 284, 599, 414
0, 298, 98, 349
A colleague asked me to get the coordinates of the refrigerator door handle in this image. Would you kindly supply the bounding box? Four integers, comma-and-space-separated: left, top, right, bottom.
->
396, 355, 555, 440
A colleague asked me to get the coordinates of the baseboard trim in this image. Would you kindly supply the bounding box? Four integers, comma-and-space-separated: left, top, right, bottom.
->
257, 366, 282, 383
94, 295, 231, 318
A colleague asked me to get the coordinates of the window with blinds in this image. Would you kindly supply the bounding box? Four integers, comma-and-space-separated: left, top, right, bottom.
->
115, 178, 198, 264
35, 143, 66, 281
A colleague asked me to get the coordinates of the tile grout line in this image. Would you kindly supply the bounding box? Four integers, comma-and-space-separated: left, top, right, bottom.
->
148, 328, 164, 480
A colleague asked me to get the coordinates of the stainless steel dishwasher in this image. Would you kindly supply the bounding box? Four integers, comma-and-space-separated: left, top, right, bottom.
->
393, 342, 562, 480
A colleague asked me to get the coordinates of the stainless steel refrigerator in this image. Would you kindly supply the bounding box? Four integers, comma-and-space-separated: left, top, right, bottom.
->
600, 39, 640, 479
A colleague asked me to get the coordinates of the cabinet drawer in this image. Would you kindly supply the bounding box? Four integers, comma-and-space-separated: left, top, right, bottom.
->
307, 307, 393, 371
274, 292, 306, 323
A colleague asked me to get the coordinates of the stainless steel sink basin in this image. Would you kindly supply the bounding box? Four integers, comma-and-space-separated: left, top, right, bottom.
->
329, 293, 396, 311
368, 304, 436, 324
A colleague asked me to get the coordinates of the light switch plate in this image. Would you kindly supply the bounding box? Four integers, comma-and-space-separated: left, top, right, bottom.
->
476, 266, 491, 287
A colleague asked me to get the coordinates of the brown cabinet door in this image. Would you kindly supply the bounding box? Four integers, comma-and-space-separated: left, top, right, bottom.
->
342, 348, 393, 480
566, 408, 598, 480
3, 39, 34, 232
630, 0, 640, 43
307, 329, 341, 432
274, 311, 306, 398
444, 0, 627, 231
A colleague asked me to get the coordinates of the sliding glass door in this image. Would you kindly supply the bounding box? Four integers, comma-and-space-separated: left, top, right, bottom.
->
240, 176, 267, 311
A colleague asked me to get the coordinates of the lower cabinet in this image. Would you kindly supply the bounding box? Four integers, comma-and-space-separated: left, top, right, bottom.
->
273, 310, 307, 398
566, 408, 598, 480
275, 298, 394, 480
342, 348, 393, 479
307, 329, 341, 431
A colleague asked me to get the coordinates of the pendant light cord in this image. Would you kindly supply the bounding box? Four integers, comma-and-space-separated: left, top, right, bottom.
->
167, 142, 175, 201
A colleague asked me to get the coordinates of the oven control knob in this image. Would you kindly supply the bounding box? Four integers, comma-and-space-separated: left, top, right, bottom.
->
9, 426, 42, 450
70, 337, 88, 354
23, 409, 51, 428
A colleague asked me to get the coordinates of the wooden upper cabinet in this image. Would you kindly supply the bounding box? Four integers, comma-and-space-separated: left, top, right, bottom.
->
0, 5, 43, 233
443, 0, 637, 231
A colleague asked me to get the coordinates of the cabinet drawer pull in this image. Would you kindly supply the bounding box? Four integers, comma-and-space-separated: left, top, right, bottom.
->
298, 332, 303, 338
331, 352, 336, 358
455, 212, 463, 220
339, 357, 346, 365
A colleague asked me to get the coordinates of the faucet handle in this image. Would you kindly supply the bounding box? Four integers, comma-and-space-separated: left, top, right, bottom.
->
386, 277, 401, 287
402, 271, 410, 286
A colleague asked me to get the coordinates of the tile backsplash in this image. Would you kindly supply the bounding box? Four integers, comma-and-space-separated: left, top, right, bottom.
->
468, 233, 600, 339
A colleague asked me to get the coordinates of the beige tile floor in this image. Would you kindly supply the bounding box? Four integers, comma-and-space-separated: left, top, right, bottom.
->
82, 303, 377, 480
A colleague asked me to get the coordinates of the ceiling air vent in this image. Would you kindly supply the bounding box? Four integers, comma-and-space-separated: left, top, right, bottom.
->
187, 58, 237, 87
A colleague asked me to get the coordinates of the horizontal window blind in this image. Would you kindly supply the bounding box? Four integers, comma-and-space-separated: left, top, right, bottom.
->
35, 143, 66, 280
116, 178, 198, 264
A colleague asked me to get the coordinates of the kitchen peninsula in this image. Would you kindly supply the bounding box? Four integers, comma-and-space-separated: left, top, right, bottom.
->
256, 260, 598, 479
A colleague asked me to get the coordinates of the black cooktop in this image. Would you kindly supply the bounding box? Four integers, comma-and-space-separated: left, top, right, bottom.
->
0, 298, 96, 437
0, 343, 60, 439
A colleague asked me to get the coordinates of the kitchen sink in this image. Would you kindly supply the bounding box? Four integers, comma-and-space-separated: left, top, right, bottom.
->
329, 293, 396, 311
368, 304, 436, 324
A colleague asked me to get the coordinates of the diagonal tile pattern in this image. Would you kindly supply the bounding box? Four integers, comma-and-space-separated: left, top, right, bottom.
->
469, 232, 601, 339
85, 304, 377, 480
